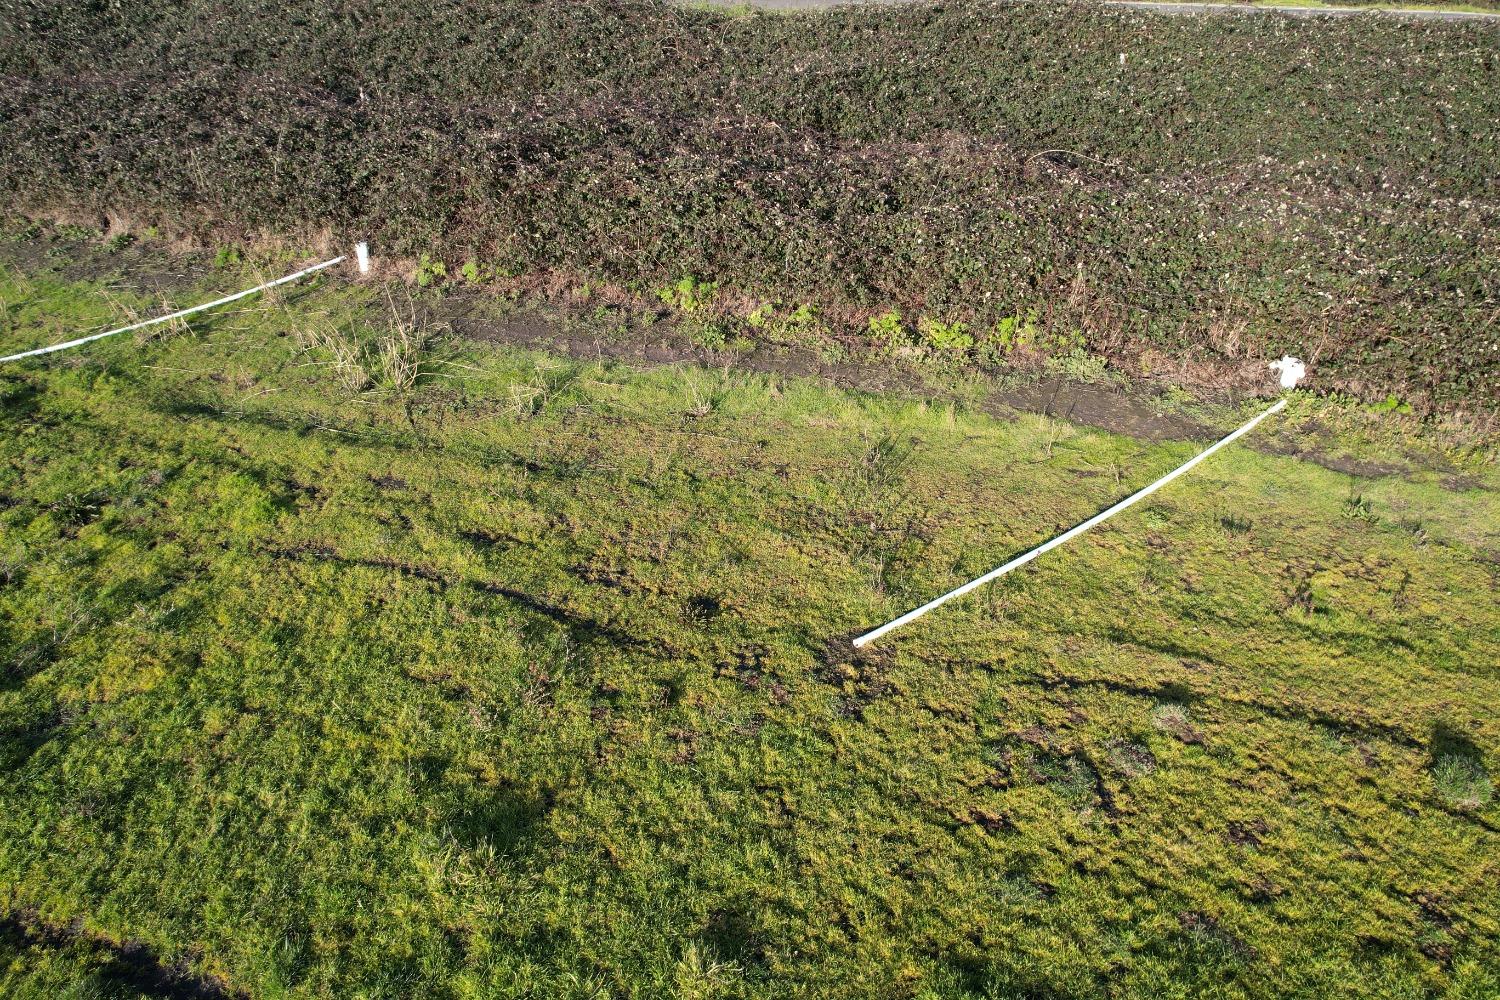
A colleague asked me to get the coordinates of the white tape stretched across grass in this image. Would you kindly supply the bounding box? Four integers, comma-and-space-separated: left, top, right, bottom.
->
852, 394, 1293, 648
0, 254, 347, 363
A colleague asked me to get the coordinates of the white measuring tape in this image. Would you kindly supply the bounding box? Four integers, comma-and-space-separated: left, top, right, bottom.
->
0, 253, 353, 363
853, 363, 1303, 648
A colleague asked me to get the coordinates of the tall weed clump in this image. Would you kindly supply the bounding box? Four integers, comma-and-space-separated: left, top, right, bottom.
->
298, 289, 439, 394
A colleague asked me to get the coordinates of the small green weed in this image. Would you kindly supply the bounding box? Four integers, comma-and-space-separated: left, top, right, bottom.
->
987, 311, 1041, 354
867, 310, 905, 351
658, 275, 716, 313
917, 317, 973, 354
742, 302, 822, 345
415, 253, 447, 288
690, 320, 727, 350
1341, 493, 1378, 522
1045, 347, 1119, 386
4, 221, 42, 243
787, 303, 817, 327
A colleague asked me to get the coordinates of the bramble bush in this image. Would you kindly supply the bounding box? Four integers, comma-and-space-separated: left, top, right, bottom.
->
0, 0, 1496, 407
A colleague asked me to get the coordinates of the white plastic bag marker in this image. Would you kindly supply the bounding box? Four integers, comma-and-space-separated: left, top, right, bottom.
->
1269, 356, 1306, 389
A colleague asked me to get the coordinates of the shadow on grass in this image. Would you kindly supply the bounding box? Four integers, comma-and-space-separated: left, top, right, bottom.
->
0, 910, 241, 999
411, 750, 556, 853
1428, 719, 1483, 766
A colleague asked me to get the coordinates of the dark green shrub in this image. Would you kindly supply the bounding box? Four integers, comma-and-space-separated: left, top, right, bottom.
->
1, 0, 1495, 406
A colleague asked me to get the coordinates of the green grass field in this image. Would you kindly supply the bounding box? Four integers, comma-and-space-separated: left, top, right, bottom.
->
1, 230, 1496, 998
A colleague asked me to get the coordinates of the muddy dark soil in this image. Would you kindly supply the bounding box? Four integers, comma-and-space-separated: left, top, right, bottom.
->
437, 291, 1216, 444
1, 225, 214, 300
434, 294, 1492, 485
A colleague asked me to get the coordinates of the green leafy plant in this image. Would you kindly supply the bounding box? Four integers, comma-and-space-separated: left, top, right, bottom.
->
460, 259, 492, 284
658, 275, 716, 313
787, 303, 817, 327
867, 310, 905, 349
1341, 493, 1378, 522
689, 320, 727, 350
1045, 347, 1119, 386
1371, 394, 1413, 415
4, 221, 42, 243
988, 311, 1041, 354
917, 317, 973, 354
415, 253, 447, 288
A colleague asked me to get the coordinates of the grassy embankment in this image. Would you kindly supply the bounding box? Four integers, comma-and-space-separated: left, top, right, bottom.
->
1147, 0, 1500, 13
0, 227, 1496, 998
2, 0, 1498, 411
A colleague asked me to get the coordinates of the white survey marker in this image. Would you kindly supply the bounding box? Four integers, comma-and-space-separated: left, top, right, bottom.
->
851, 358, 1306, 648
1270, 355, 1306, 389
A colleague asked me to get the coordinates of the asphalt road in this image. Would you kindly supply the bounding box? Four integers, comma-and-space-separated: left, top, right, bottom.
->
698, 0, 1499, 21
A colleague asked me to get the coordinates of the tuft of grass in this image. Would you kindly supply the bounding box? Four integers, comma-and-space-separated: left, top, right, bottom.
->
298, 288, 439, 393
1432, 754, 1493, 811
1151, 702, 1205, 745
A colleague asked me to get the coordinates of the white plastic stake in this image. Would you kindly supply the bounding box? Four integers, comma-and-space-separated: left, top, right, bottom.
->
852, 397, 1291, 648
355, 241, 371, 275
0, 255, 345, 363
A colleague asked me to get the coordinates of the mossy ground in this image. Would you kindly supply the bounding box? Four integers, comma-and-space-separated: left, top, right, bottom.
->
0, 235, 1497, 998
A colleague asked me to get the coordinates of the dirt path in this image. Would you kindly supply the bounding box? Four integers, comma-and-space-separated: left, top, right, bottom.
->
437, 293, 1231, 445
437, 294, 1459, 481
702, 0, 1500, 22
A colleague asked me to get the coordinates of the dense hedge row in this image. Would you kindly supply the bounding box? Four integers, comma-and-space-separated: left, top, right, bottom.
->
1, 0, 1497, 407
